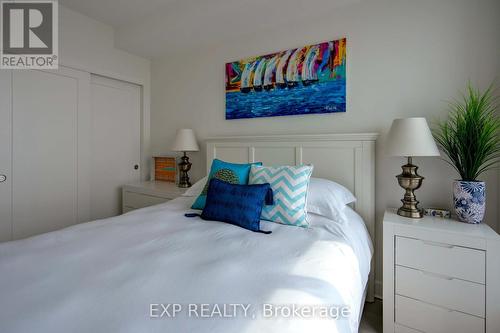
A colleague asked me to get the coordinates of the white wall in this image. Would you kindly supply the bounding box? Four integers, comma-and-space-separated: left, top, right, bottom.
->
150, 0, 500, 298
59, 6, 150, 85
59, 6, 152, 179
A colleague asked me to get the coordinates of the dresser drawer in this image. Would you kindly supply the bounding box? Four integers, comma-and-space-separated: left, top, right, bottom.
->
123, 191, 169, 209
395, 236, 485, 283
395, 265, 485, 317
395, 295, 484, 333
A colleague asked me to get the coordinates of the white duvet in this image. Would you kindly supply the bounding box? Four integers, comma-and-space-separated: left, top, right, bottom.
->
0, 197, 372, 333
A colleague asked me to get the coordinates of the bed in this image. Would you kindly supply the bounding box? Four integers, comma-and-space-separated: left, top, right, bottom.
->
0, 133, 377, 333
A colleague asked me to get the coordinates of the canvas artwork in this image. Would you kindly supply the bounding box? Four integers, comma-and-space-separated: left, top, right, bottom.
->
225, 38, 346, 119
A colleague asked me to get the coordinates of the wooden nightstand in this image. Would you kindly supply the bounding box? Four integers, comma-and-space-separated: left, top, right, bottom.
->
383, 208, 500, 333
122, 181, 187, 213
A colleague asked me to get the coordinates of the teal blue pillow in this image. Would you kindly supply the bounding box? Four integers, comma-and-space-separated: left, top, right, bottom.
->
191, 159, 263, 210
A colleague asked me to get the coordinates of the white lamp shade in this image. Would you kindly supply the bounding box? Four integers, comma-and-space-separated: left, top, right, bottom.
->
386, 117, 440, 157
171, 129, 199, 152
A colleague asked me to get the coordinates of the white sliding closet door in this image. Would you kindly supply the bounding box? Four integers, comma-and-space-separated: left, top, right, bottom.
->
0, 71, 12, 242
12, 68, 90, 239
90, 75, 141, 220
0, 68, 142, 242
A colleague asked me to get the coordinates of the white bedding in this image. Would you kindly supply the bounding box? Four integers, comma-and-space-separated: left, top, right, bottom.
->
0, 197, 372, 333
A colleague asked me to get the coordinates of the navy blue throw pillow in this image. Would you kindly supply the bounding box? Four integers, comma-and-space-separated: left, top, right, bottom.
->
200, 178, 272, 234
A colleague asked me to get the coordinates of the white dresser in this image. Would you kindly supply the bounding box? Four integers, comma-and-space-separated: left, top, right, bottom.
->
383, 209, 500, 333
122, 181, 187, 213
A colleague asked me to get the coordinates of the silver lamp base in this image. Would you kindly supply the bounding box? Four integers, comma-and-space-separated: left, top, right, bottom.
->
396, 157, 424, 219
397, 206, 423, 219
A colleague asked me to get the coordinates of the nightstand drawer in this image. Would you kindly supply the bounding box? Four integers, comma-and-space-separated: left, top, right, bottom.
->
123, 191, 169, 209
395, 295, 485, 333
394, 324, 421, 333
395, 265, 485, 317
122, 206, 135, 213
395, 236, 485, 283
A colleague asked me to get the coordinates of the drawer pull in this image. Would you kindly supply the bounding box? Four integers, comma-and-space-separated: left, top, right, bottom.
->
421, 240, 454, 249
423, 299, 455, 313
420, 270, 453, 281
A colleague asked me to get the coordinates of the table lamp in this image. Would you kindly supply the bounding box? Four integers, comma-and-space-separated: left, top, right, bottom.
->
171, 129, 199, 188
386, 118, 440, 218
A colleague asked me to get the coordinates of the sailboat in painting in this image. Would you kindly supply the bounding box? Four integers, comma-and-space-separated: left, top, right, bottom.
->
285, 47, 305, 88
275, 49, 293, 89
252, 58, 267, 91
225, 38, 346, 119
262, 54, 280, 91
301, 45, 320, 86
239, 60, 257, 93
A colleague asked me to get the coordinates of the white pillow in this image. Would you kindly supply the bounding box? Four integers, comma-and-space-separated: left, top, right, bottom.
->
307, 177, 356, 222
182, 176, 207, 197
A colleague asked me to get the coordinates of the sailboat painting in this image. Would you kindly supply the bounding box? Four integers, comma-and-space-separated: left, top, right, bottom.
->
225, 38, 346, 119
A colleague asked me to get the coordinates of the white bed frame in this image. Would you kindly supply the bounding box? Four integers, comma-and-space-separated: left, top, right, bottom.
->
206, 133, 378, 302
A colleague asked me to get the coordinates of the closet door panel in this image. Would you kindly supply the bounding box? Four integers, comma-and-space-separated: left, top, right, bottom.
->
0, 71, 12, 242
12, 68, 89, 239
90, 75, 141, 220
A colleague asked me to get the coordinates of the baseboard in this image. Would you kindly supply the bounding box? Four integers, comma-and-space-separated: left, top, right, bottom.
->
374, 279, 382, 299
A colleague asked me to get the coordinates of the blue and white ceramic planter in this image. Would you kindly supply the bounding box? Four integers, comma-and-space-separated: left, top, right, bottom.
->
453, 180, 486, 224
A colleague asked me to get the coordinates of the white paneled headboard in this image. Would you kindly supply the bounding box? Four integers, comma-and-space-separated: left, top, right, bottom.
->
206, 133, 378, 301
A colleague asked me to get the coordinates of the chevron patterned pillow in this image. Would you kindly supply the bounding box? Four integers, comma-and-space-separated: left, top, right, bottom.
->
249, 164, 313, 227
